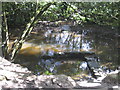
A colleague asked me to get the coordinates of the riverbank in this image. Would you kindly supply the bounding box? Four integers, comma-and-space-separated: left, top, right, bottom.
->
0, 56, 119, 89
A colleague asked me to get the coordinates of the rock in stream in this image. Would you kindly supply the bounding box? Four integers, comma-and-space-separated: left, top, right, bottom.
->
0, 56, 119, 89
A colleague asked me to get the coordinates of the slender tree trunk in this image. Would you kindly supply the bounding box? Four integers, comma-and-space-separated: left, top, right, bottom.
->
0, 2, 2, 57
80, 30, 83, 50
2, 10, 10, 59
9, 3, 53, 61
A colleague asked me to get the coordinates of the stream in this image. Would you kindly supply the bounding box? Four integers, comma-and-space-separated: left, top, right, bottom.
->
14, 24, 119, 80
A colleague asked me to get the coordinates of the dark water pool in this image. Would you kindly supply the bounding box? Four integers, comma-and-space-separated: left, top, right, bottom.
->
14, 24, 119, 79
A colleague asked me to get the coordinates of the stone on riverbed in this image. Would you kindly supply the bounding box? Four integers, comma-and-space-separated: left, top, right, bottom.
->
0, 57, 76, 88
0, 56, 119, 88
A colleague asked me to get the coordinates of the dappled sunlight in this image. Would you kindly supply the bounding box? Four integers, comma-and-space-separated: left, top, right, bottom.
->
12, 24, 119, 79
1, 2, 119, 88
77, 81, 101, 87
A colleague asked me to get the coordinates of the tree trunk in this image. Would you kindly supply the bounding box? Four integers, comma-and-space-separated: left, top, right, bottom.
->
9, 3, 53, 61
0, 2, 2, 57
1, 10, 10, 59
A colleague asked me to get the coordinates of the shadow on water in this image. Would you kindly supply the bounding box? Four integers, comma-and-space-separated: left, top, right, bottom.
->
14, 24, 119, 79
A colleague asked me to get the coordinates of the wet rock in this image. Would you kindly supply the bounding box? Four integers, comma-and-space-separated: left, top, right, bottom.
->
60, 25, 71, 31
0, 57, 77, 88
0, 56, 120, 89
102, 71, 120, 86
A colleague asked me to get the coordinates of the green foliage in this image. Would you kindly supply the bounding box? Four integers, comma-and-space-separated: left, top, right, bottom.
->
2, 2, 53, 60
2, 2, 46, 27
2, 2, 119, 28
44, 70, 53, 75
42, 2, 75, 21
75, 2, 119, 26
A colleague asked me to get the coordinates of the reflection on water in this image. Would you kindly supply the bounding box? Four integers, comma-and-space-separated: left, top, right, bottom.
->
15, 24, 119, 78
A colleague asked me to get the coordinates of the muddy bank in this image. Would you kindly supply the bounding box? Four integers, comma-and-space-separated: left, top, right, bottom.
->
0, 57, 119, 89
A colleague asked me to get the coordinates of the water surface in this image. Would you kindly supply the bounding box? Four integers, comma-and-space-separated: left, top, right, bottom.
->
14, 24, 119, 79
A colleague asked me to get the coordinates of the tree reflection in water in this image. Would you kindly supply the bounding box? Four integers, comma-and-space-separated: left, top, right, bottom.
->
15, 25, 119, 79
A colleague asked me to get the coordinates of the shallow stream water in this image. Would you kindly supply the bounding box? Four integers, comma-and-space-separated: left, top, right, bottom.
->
14, 24, 119, 79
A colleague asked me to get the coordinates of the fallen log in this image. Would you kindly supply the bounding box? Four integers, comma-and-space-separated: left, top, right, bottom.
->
40, 51, 95, 60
